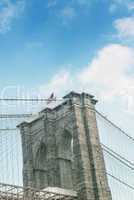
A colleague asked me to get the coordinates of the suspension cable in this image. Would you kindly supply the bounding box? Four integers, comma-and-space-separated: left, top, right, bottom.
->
107, 172, 134, 191
0, 114, 34, 118
101, 143, 134, 168
0, 128, 17, 131
102, 149, 134, 171
0, 98, 62, 101
96, 110, 134, 142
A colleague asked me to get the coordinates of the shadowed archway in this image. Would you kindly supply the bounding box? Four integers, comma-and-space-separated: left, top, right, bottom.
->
34, 142, 48, 189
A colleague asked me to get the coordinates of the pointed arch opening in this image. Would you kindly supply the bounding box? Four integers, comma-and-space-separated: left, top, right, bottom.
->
61, 129, 73, 158
57, 129, 73, 189
35, 142, 47, 170
34, 142, 48, 189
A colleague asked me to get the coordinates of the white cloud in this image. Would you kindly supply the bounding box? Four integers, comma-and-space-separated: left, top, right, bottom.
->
0, 0, 25, 34
114, 17, 134, 40
39, 44, 134, 116
39, 71, 73, 97
109, 0, 134, 12
78, 44, 134, 101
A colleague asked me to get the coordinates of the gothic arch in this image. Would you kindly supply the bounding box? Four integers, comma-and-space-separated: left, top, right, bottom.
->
34, 142, 48, 188
61, 129, 73, 158
35, 142, 47, 170
56, 129, 73, 189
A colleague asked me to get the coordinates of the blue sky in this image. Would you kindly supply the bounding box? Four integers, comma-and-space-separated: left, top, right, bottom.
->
0, 1, 134, 197
0, 0, 132, 86
0, 0, 134, 135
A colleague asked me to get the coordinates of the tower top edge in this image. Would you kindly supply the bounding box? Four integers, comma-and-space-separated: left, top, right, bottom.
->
63, 91, 95, 99
17, 91, 98, 127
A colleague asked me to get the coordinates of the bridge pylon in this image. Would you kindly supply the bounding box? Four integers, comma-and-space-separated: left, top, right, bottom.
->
18, 92, 112, 200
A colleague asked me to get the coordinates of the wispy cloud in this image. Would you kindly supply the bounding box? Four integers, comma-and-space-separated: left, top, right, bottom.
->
47, 0, 91, 25
47, 0, 57, 8
73, 0, 91, 6
109, 0, 134, 13
109, 4, 118, 13
47, 0, 91, 8
0, 0, 25, 34
59, 6, 76, 24
113, 16, 134, 41
127, 2, 134, 10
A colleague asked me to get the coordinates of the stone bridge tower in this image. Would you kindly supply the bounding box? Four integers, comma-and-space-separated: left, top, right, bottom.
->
18, 92, 112, 200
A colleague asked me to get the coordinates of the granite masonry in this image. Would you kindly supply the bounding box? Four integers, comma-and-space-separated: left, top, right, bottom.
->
18, 92, 112, 200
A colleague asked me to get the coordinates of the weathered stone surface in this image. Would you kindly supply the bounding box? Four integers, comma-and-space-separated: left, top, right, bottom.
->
18, 91, 112, 200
